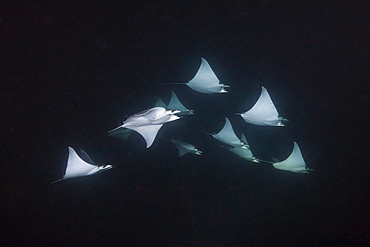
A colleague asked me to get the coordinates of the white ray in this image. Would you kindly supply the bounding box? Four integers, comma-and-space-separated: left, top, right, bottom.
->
211, 117, 248, 148
108, 107, 181, 148
239, 86, 288, 126
160, 58, 229, 94
52, 147, 113, 183
273, 142, 313, 173
187, 58, 229, 94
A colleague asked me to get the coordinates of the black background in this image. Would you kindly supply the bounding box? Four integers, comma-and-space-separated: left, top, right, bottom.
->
2, 1, 369, 246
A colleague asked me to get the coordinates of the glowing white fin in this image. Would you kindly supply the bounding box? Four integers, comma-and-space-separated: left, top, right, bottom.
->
127, 124, 163, 148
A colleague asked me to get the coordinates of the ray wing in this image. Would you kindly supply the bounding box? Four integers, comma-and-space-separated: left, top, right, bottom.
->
187, 58, 228, 94
167, 91, 187, 112
64, 147, 98, 179
241, 87, 284, 126
273, 142, 311, 173
107, 128, 133, 140
127, 124, 163, 148
187, 58, 219, 86
155, 97, 167, 108
213, 118, 245, 147
240, 133, 248, 145
175, 145, 189, 157
80, 150, 95, 164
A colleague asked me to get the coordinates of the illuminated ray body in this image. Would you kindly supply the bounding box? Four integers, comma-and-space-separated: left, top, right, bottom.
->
273, 142, 313, 173
161, 58, 229, 94
187, 58, 229, 94
210, 117, 248, 148
52, 147, 113, 183
108, 107, 180, 148
239, 86, 287, 126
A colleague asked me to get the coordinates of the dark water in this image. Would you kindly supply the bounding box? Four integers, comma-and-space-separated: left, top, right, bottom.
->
2, 1, 369, 246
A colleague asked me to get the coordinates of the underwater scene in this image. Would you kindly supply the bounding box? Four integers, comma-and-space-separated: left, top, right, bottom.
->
3, 1, 368, 246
